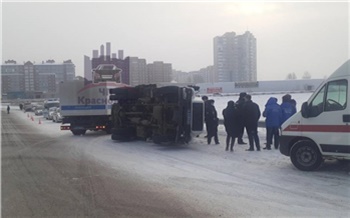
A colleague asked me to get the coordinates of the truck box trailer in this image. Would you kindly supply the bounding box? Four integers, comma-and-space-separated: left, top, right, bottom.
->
60, 64, 128, 135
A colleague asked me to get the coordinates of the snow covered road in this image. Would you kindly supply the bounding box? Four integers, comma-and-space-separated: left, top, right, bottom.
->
2, 106, 350, 217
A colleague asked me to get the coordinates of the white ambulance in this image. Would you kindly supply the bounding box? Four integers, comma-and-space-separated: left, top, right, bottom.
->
280, 60, 350, 171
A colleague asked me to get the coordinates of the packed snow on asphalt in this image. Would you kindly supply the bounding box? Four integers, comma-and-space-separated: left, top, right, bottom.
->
2, 92, 349, 217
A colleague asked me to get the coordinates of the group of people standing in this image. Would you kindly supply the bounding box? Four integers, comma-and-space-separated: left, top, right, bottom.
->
263, 94, 296, 150
202, 93, 296, 153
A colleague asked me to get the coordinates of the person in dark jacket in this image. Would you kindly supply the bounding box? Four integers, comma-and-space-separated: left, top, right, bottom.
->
202, 96, 209, 138
7, 105, 10, 114
243, 94, 261, 151
290, 99, 297, 111
280, 94, 296, 125
222, 100, 240, 151
235, 92, 247, 144
263, 97, 282, 150
206, 99, 219, 145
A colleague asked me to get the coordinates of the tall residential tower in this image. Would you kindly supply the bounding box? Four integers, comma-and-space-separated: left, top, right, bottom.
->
213, 31, 257, 82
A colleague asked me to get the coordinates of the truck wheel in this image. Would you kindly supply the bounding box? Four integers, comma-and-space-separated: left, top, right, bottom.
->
290, 140, 323, 171
105, 127, 112, 134
156, 86, 179, 95
109, 88, 129, 95
155, 86, 179, 103
71, 130, 86, 136
109, 88, 138, 100
152, 134, 163, 144
71, 130, 81, 135
111, 127, 135, 141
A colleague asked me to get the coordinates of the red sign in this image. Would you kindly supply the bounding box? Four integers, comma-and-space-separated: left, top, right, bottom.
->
207, 87, 222, 94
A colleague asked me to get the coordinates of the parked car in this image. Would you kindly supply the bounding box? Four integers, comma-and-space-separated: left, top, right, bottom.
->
23, 102, 34, 112
34, 106, 44, 116
47, 107, 58, 120
43, 108, 49, 119
52, 108, 62, 123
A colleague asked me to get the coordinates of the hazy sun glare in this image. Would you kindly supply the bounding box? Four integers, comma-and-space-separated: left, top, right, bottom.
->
224, 2, 280, 16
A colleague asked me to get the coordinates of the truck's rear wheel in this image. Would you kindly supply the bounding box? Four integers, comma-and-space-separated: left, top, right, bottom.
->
109, 88, 138, 100
105, 127, 112, 134
152, 134, 163, 144
71, 129, 86, 136
111, 127, 135, 141
290, 140, 323, 171
155, 86, 179, 103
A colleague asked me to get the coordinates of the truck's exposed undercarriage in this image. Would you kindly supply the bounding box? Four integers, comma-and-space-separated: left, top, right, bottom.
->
109, 84, 203, 144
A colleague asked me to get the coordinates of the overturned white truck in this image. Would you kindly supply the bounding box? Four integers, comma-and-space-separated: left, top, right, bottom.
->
109, 84, 204, 144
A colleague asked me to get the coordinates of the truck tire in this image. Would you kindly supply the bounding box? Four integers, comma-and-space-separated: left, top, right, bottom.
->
111, 127, 136, 141
109, 88, 129, 95
105, 126, 112, 134
290, 140, 323, 171
109, 88, 138, 100
152, 134, 163, 144
155, 86, 180, 103
71, 129, 86, 136
155, 86, 179, 95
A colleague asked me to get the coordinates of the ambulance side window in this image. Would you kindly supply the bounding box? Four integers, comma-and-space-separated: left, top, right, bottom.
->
325, 79, 347, 111
309, 85, 325, 117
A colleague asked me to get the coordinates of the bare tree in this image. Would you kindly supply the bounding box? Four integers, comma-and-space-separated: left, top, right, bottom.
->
286, 72, 297, 80
302, 71, 311, 79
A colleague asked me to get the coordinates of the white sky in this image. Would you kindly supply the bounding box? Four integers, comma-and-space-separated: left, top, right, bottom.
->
1, 1, 349, 80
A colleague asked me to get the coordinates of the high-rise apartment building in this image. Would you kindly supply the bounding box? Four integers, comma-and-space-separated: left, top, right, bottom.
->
147, 61, 172, 84
125, 57, 148, 86
106, 42, 111, 58
213, 31, 256, 82
84, 55, 92, 81
1, 59, 75, 99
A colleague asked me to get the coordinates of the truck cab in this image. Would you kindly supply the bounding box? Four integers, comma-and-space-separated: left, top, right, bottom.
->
280, 60, 350, 171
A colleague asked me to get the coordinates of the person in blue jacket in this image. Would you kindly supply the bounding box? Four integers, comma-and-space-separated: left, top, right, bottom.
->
263, 97, 282, 150
280, 94, 296, 125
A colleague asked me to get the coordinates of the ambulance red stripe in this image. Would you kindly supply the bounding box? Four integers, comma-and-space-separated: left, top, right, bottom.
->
283, 125, 350, 133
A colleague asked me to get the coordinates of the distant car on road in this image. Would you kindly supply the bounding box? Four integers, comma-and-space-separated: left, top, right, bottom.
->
23, 102, 34, 112
52, 108, 62, 123
43, 100, 60, 119
34, 106, 44, 116
47, 107, 58, 120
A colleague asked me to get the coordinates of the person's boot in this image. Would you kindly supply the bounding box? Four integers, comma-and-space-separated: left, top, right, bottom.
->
256, 142, 261, 151
263, 145, 271, 150
238, 138, 247, 144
